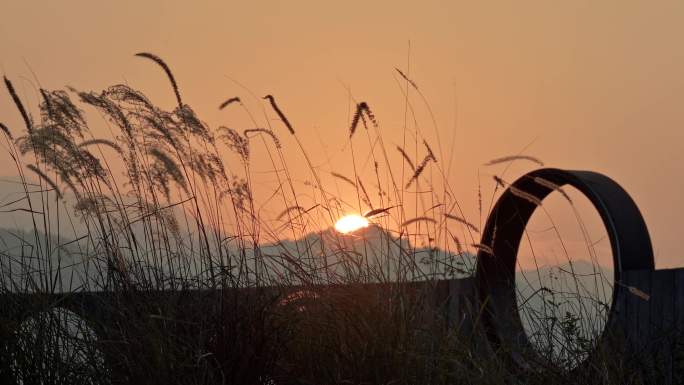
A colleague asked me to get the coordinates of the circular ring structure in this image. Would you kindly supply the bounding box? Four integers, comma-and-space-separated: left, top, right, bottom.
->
475, 168, 654, 368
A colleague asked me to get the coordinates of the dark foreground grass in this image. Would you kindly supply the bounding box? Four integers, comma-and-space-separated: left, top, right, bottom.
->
0, 54, 657, 384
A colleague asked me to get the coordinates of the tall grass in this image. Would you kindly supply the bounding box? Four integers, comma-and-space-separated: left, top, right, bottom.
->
0, 54, 638, 384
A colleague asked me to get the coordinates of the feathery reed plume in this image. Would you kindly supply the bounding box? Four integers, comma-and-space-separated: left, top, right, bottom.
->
533, 176, 572, 203
78, 138, 122, 153
243, 128, 281, 148
357, 177, 372, 208
4, 76, 32, 132
426, 203, 443, 212
471, 243, 494, 255
445, 214, 479, 232
395, 67, 418, 90
135, 52, 182, 107
26, 164, 62, 199
148, 147, 188, 194
510, 186, 543, 206
276, 205, 305, 220
218, 127, 249, 161
219, 97, 241, 110
405, 154, 434, 189
360, 102, 377, 127
396, 146, 415, 171
615, 280, 651, 301
263, 95, 295, 134
331, 172, 356, 188
477, 173, 482, 220
484, 155, 544, 167
423, 140, 436, 162
58, 170, 80, 199
401, 216, 437, 226
363, 206, 395, 218
0, 123, 12, 139
628, 286, 650, 301
452, 234, 464, 255
349, 104, 364, 138
349, 102, 378, 139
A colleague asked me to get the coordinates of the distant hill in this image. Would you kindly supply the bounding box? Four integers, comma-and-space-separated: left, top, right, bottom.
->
0, 221, 612, 310
253, 224, 476, 284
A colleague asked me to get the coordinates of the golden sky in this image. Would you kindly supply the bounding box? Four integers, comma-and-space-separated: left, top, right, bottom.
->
2, 1, 684, 268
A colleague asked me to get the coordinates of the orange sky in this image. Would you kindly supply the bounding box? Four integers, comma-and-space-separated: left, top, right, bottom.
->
2, 1, 684, 268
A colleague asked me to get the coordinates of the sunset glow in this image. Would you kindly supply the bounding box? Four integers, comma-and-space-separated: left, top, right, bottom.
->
334, 215, 369, 234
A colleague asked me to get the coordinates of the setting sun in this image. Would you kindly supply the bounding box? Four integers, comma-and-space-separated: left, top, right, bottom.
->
334, 214, 369, 234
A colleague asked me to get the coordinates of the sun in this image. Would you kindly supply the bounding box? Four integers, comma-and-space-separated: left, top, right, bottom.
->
334, 214, 369, 234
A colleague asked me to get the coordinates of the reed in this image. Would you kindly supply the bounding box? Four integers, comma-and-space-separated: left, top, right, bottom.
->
0, 53, 632, 385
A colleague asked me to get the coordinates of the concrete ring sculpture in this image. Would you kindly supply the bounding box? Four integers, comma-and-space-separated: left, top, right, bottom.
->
475, 168, 654, 369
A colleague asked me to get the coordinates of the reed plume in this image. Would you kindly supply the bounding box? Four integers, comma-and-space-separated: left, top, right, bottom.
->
26, 164, 62, 199
405, 154, 434, 189
78, 138, 122, 153
510, 186, 543, 206
396, 146, 415, 171
363, 206, 394, 218
357, 177, 372, 208
263, 95, 295, 134
484, 155, 544, 167
451, 233, 464, 254
395, 67, 418, 90
445, 213, 479, 232
401, 216, 437, 226
218, 127, 249, 161
0, 122, 12, 139
4, 76, 32, 132
533, 176, 572, 203
219, 97, 241, 110
423, 140, 436, 162
276, 205, 305, 220
135, 52, 183, 107
349, 102, 377, 139
331, 172, 356, 188
471, 243, 494, 255
244, 128, 281, 148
